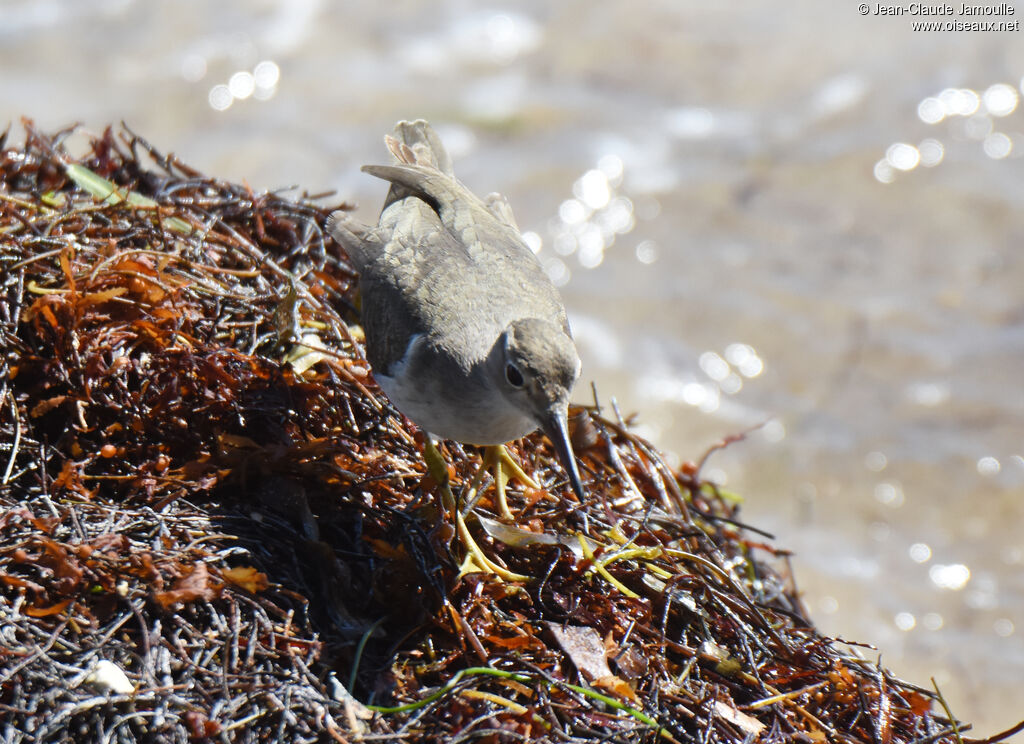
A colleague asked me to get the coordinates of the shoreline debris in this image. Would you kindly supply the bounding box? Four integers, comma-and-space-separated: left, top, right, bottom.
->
0, 122, 1000, 742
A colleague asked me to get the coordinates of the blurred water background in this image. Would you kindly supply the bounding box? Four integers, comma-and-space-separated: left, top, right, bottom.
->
2, 0, 1022, 733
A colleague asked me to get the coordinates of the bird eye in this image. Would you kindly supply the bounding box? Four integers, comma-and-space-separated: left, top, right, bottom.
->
505, 363, 524, 388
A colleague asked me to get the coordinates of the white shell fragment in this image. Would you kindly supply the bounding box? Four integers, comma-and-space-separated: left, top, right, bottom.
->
84, 660, 135, 695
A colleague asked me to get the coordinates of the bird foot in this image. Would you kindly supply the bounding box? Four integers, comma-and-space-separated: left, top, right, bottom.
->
465, 444, 539, 521
423, 438, 529, 582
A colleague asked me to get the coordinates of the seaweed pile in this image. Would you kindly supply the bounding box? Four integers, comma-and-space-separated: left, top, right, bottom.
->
0, 123, 998, 743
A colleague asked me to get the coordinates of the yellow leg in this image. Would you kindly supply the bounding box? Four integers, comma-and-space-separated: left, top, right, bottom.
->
463, 444, 539, 521
423, 439, 528, 582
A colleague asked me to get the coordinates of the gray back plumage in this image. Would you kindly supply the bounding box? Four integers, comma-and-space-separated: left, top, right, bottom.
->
329, 120, 570, 377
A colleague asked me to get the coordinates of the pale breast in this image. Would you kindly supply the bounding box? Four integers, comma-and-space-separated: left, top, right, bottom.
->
374, 334, 537, 445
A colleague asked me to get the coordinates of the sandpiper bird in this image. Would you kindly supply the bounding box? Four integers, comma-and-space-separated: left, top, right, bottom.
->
329, 120, 584, 580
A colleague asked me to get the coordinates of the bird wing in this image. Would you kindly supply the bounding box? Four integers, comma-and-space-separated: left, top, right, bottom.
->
326, 213, 376, 273
332, 120, 571, 373
365, 161, 570, 340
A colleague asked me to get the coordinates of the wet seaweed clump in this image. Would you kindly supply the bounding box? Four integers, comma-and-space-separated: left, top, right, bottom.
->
1, 122, 1015, 743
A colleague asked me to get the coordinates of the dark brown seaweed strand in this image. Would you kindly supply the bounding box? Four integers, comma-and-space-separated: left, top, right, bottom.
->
0, 123, 1000, 744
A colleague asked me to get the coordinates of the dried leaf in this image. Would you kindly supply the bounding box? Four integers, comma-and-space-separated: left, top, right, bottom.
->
25, 598, 73, 618
485, 634, 538, 650
285, 333, 329, 375
53, 460, 94, 500
37, 537, 84, 583
0, 573, 47, 595
614, 644, 649, 680
153, 562, 220, 608
81, 286, 128, 305
906, 690, 932, 716
593, 675, 638, 703
221, 565, 269, 594
478, 514, 596, 559
90, 533, 130, 554
546, 623, 612, 683
66, 163, 192, 234
712, 700, 765, 736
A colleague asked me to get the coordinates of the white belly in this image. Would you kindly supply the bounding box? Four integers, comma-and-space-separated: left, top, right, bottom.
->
376, 372, 537, 445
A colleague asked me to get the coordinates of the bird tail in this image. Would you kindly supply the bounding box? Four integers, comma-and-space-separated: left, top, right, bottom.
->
378, 120, 454, 210
386, 119, 454, 176
329, 122, 462, 269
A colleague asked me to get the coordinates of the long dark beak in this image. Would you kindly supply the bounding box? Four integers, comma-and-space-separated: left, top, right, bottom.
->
542, 409, 585, 501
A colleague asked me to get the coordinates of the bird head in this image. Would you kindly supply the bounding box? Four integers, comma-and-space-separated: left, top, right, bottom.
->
497, 318, 584, 500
